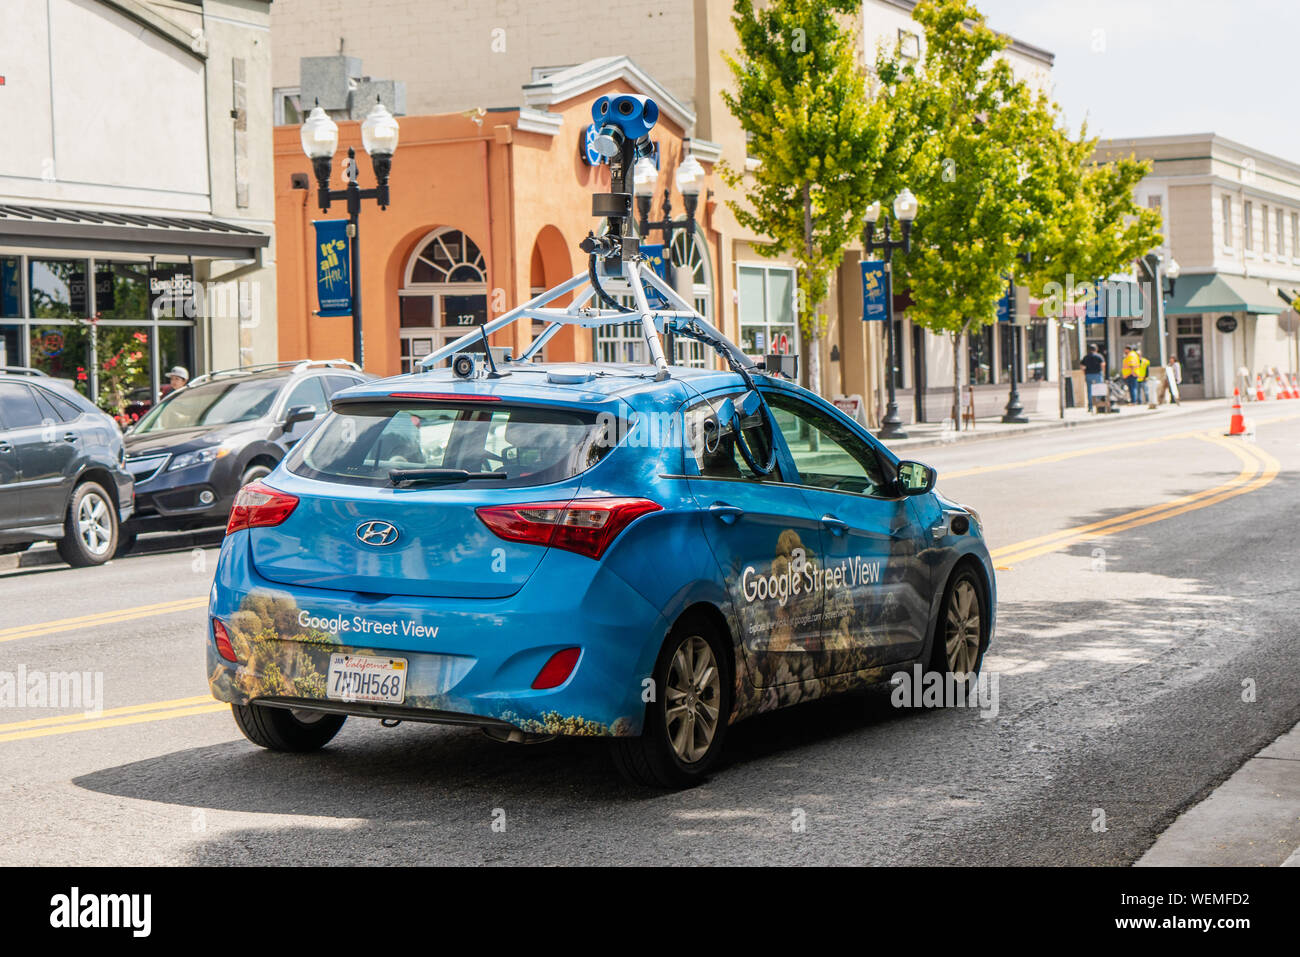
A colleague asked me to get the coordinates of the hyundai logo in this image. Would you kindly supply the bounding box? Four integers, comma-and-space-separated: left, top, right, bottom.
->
356, 520, 399, 546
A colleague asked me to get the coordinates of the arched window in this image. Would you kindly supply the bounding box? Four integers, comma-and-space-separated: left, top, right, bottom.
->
398, 228, 488, 373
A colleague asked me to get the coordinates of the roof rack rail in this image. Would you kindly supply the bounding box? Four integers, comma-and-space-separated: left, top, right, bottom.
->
187, 358, 361, 388
0, 366, 45, 377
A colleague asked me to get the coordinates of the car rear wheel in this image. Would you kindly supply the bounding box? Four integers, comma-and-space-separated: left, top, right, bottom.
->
612, 614, 731, 789
231, 703, 347, 752
240, 464, 272, 487
926, 565, 988, 703
56, 482, 118, 567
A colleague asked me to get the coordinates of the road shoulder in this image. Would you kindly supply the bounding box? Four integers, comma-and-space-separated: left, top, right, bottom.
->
1136, 721, 1300, 867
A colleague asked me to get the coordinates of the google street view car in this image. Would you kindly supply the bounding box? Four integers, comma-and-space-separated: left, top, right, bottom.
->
207, 94, 994, 787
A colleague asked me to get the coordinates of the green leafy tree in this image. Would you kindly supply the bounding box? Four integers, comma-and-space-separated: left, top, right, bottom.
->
720, 0, 885, 396
870, 0, 1067, 423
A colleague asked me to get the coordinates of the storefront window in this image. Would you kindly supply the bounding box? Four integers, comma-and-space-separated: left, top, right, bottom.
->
1027, 322, 1048, 381
967, 326, 994, 385
998, 325, 1018, 383
1, 257, 20, 367
738, 263, 797, 355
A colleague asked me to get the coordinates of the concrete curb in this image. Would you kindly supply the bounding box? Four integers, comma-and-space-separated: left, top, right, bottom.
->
883, 399, 1224, 453
0, 529, 224, 572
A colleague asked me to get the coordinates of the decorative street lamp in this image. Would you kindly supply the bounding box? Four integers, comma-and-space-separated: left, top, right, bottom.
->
1001, 251, 1033, 424
635, 152, 704, 360
864, 188, 917, 440
1137, 251, 1177, 366
301, 97, 399, 368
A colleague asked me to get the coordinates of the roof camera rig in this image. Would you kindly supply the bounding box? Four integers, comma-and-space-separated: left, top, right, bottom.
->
418, 95, 792, 473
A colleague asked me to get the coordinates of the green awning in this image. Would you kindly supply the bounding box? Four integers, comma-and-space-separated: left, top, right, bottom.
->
1165, 272, 1284, 315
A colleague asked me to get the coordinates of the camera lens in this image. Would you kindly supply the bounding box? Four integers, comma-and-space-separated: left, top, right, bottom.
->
618, 100, 634, 115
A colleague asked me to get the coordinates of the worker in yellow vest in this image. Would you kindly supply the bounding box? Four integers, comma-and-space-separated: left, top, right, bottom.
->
1121, 346, 1140, 403
1136, 350, 1152, 405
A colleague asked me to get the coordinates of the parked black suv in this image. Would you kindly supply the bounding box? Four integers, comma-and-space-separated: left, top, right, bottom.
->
119, 360, 368, 552
0, 367, 134, 566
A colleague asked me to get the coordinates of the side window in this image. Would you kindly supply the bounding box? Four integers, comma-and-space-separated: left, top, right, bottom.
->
283, 376, 329, 415
0, 383, 45, 430
682, 394, 775, 481
323, 374, 362, 396
35, 388, 82, 422
766, 393, 890, 496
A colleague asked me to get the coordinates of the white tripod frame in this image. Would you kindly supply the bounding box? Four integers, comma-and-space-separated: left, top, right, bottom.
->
418, 257, 748, 379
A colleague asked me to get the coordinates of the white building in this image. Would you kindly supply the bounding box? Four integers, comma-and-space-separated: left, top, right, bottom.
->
0, 0, 276, 420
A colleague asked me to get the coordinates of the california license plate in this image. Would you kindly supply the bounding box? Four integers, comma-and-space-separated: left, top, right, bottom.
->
327, 654, 408, 704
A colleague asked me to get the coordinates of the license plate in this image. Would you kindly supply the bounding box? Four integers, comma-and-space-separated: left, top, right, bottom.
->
327, 654, 407, 704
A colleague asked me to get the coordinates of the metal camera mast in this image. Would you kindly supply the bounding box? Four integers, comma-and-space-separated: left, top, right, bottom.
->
419, 95, 759, 388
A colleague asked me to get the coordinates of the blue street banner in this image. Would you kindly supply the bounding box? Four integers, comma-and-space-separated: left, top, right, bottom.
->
313, 219, 352, 317
861, 260, 888, 321
997, 276, 1013, 322
640, 243, 669, 309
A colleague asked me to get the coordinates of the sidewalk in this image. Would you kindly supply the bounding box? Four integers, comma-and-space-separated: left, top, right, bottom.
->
1137, 721, 1300, 867
881, 397, 1224, 452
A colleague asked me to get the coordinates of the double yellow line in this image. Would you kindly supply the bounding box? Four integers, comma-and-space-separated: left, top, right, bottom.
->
990, 433, 1280, 567
0, 596, 208, 644
0, 694, 226, 744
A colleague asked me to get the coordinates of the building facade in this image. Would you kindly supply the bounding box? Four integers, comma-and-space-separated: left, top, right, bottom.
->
1095, 133, 1300, 400
0, 0, 276, 423
270, 0, 1065, 425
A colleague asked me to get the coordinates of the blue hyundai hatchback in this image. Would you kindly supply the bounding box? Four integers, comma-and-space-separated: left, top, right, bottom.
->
207, 361, 994, 787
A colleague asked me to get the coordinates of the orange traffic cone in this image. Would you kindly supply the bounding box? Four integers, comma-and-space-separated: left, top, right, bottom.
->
1255, 374, 1266, 402
1274, 371, 1292, 400
1290, 374, 1300, 399
1227, 388, 1247, 436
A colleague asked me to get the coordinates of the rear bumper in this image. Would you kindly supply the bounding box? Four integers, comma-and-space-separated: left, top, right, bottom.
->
206, 531, 667, 736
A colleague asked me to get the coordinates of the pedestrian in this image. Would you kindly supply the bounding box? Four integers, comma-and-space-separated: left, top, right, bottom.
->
1136, 349, 1153, 406
1162, 355, 1182, 405
1080, 344, 1106, 413
162, 365, 189, 397
1121, 345, 1140, 404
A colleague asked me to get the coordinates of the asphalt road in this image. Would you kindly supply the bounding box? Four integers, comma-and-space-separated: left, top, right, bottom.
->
1, 402, 1297, 865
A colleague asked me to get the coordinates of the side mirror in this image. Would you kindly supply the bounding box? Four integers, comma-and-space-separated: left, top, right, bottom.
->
896, 460, 936, 495
282, 405, 317, 428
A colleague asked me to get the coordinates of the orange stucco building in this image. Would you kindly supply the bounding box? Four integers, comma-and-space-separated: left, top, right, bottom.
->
273, 59, 720, 377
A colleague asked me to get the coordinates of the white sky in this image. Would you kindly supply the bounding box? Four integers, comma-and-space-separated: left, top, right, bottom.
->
975, 0, 1297, 160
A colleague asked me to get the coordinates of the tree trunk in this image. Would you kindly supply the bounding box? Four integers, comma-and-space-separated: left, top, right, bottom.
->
951, 331, 961, 428
802, 184, 822, 396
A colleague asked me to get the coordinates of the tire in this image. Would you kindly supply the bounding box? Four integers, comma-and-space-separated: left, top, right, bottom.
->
113, 529, 138, 558
926, 564, 989, 704
240, 463, 272, 487
56, 482, 119, 567
231, 703, 347, 752
612, 613, 732, 789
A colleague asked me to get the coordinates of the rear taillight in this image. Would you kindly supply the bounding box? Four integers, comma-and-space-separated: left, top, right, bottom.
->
476, 497, 661, 560
532, 647, 581, 689
225, 481, 299, 535
212, 618, 237, 662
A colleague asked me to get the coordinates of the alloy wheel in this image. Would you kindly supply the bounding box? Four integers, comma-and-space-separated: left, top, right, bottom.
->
945, 579, 982, 676
665, 635, 721, 764
77, 492, 113, 556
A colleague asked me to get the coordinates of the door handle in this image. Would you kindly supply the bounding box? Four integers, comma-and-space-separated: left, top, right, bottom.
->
62, 432, 77, 443
708, 502, 744, 524
0, 441, 12, 453
820, 514, 849, 536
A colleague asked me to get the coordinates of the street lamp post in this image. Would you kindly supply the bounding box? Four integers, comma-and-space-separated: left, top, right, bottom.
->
301, 98, 400, 369
634, 154, 705, 363
865, 188, 918, 441
1137, 251, 1178, 367
1001, 256, 1031, 423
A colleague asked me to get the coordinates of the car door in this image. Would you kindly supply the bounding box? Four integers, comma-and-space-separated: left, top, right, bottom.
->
681, 391, 828, 687
0, 393, 22, 530
765, 390, 931, 670
278, 375, 330, 447
0, 382, 77, 525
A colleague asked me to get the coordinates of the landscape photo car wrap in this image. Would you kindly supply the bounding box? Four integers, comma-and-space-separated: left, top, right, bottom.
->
207, 590, 635, 737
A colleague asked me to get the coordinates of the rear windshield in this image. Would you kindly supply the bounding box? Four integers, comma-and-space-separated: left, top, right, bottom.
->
287, 401, 615, 488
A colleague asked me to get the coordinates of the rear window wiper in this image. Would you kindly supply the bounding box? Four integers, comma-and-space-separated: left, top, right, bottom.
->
389, 468, 509, 486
